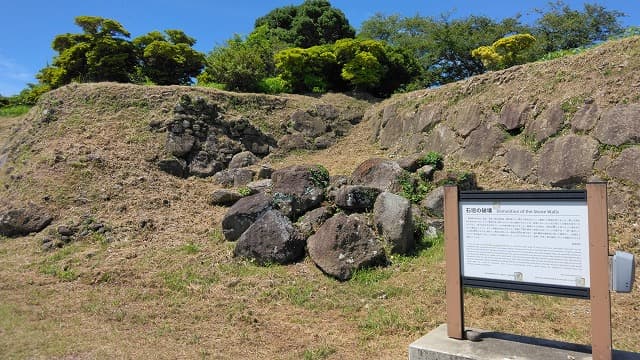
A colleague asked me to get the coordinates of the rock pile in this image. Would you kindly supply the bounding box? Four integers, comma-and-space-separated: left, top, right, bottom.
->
217, 157, 476, 280
158, 95, 276, 178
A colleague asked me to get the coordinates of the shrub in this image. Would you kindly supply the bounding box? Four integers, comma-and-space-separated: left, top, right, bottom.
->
417, 151, 444, 170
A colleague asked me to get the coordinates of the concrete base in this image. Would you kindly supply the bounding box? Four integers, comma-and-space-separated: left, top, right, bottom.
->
409, 324, 640, 360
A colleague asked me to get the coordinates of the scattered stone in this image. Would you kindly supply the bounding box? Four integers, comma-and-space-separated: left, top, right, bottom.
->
396, 153, 424, 172
334, 185, 381, 212
0, 205, 53, 237
416, 165, 435, 181
246, 179, 272, 194
57, 225, 77, 237
166, 133, 195, 157
295, 206, 334, 237
210, 189, 243, 207
221, 193, 272, 241
351, 158, 404, 193
188, 152, 223, 178
373, 192, 414, 254
158, 157, 187, 178
420, 186, 445, 217
256, 165, 273, 179
234, 210, 305, 265
228, 151, 259, 169
307, 213, 387, 281
212, 168, 256, 188
270, 165, 327, 218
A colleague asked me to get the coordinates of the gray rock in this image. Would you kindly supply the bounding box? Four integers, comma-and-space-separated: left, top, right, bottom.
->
313, 135, 336, 149
350, 158, 404, 193
334, 185, 382, 212
234, 210, 305, 265
307, 213, 387, 281
57, 225, 77, 237
504, 145, 536, 180
537, 135, 599, 187
256, 165, 273, 179
374, 192, 414, 254
571, 102, 599, 132
422, 124, 462, 156
210, 189, 243, 207
0, 205, 53, 237
295, 206, 334, 237
221, 193, 272, 241
525, 102, 564, 142
212, 168, 256, 188
459, 123, 505, 163
270, 165, 327, 218
188, 151, 223, 178
166, 133, 195, 157
417, 165, 436, 181
246, 179, 272, 194
290, 110, 327, 137
593, 104, 640, 146
277, 133, 311, 151
228, 151, 259, 169
158, 157, 187, 177
499, 102, 530, 131
420, 187, 445, 217
450, 103, 482, 137
606, 147, 640, 184
396, 153, 424, 172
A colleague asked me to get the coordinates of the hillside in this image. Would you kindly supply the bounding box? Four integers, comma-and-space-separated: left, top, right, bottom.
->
0, 37, 639, 359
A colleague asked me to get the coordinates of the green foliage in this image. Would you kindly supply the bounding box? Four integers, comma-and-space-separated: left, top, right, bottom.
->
0, 105, 30, 117
309, 165, 330, 188
237, 187, 252, 197
258, 76, 291, 94
37, 16, 137, 89
398, 172, 432, 203
274, 38, 419, 95
417, 151, 444, 170
533, 1, 624, 54
472, 34, 537, 70
133, 30, 205, 85
255, 0, 355, 48
537, 46, 589, 62
359, 14, 526, 87
302, 345, 336, 360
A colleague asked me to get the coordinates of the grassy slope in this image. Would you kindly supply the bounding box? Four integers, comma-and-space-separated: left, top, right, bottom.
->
0, 39, 639, 359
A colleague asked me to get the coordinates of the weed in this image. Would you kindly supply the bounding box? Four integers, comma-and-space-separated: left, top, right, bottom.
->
359, 307, 410, 338
302, 345, 336, 360
237, 186, 252, 197
179, 242, 201, 254
161, 267, 219, 293
521, 133, 541, 152
38, 244, 82, 281
350, 268, 392, 286
207, 228, 225, 243
398, 172, 432, 203
417, 151, 444, 170
309, 165, 330, 188
560, 96, 584, 119
491, 103, 504, 114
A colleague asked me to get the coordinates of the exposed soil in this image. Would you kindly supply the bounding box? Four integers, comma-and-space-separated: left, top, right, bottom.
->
0, 37, 638, 359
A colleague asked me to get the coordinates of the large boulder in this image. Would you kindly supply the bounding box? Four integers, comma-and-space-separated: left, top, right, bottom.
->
228, 151, 259, 169
606, 147, 640, 184
295, 206, 334, 237
593, 104, 640, 146
504, 145, 536, 180
420, 186, 446, 217
308, 213, 387, 281
212, 168, 256, 188
537, 135, 599, 187
499, 102, 530, 131
459, 123, 505, 163
373, 192, 414, 254
158, 157, 187, 178
234, 210, 305, 265
334, 185, 381, 212
270, 165, 328, 218
0, 205, 53, 237
524, 102, 564, 142
221, 193, 272, 241
351, 158, 404, 193
210, 189, 243, 207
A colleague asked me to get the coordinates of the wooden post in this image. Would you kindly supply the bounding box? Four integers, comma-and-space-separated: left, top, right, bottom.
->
586, 182, 612, 360
444, 185, 464, 339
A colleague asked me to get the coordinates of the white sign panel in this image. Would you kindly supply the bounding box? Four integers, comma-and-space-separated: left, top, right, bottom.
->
460, 199, 590, 288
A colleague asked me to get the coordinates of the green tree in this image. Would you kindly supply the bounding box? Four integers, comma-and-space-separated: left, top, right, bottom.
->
255, 0, 355, 48
533, 1, 624, 53
133, 30, 205, 85
37, 16, 136, 88
472, 34, 536, 70
359, 14, 526, 87
198, 25, 287, 92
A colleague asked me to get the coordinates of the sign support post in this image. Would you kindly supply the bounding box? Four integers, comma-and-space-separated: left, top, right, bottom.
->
587, 182, 612, 360
444, 185, 463, 339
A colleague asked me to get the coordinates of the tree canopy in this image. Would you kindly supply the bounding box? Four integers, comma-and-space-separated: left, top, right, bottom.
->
255, 0, 355, 48
38, 16, 137, 88
133, 30, 205, 85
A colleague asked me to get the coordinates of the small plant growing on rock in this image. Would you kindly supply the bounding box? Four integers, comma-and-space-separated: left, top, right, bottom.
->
417, 151, 444, 170
309, 165, 330, 188
237, 186, 252, 197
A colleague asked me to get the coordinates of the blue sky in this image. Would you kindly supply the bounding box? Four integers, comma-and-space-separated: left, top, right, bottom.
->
1, 0, 638, 96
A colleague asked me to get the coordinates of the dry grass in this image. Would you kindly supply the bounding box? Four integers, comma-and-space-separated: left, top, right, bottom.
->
1, 40, 639, 358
